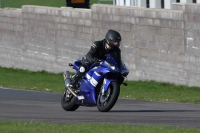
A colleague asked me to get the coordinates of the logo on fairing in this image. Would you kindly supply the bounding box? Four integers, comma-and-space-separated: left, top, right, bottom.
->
86, 74, 91, 79
94, 71, 100, 76
90, 77, 98, 87
86, 73, 98, 87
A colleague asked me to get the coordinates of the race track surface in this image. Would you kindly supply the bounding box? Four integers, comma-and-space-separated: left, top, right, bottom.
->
0, 88, 200, 128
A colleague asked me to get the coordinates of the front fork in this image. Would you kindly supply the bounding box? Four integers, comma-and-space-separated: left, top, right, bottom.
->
101, 78, 117, 95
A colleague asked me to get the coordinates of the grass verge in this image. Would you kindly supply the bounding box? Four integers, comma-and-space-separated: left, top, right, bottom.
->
0, 120, 200, 133
1, 0, 66, 8
0, 66, 64, 92
1, 66, 200, 104
120, 80, 200, 103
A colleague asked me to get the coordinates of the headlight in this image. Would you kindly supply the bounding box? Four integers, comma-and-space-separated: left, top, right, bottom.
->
105, 61, 119, 72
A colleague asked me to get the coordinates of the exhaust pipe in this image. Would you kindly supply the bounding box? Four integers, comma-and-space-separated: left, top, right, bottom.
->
64, 71, 71, 86
64, 71, 84, 100
64, 71, 77, 98
67, 85, 78, 97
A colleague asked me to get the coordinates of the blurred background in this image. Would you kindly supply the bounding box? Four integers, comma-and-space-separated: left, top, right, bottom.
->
0, 0, 113, 9
1, 0, 200, 10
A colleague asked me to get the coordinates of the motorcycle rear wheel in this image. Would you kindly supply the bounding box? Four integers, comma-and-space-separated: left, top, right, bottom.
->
61, 87, 79, 111
97, 82, 120, 112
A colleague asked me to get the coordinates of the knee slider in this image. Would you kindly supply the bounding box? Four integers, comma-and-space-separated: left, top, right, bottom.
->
79, 66, 85, 73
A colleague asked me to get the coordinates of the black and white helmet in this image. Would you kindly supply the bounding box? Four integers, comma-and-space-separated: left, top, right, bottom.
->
105, 29, 121, 49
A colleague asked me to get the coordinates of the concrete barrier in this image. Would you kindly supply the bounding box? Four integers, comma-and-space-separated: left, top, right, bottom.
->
1, 4, 200, 87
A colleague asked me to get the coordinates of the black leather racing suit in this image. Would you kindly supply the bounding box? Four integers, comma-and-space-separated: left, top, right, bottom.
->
82, 39, 109, 69
71, 39, 121, 87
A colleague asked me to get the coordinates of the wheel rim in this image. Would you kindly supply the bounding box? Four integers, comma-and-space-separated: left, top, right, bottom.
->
99, 87, 111, 106
63, 89, 72, 102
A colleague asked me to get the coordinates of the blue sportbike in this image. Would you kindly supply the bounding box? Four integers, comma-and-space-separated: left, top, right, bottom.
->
61, 52, 129, 112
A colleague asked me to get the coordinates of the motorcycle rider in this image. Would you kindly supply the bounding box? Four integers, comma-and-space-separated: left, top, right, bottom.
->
69, 29, 122, 88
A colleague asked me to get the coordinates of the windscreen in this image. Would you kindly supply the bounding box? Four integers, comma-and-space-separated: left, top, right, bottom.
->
108, 48, 122, 68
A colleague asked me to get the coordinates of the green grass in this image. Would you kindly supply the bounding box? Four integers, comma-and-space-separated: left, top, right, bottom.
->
0, 120, 200, 133
1, 66, 200, 104
120, 81, 200, 103
0, 66, 64, 92
0, 0, 111, 9
1, 0, 66, 8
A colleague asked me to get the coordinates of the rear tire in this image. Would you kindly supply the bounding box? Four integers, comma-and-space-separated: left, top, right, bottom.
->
97, 82, 120, 112
61, 87, 79, 111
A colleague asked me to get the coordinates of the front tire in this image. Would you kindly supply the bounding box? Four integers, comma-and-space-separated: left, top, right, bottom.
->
61, 87, 79, 111
97, 82, 120, 112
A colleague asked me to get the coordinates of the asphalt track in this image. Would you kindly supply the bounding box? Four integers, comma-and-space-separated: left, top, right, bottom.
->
0, 88, 200, 128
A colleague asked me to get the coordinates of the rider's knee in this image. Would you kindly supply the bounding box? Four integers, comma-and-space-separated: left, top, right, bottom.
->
79, 66, 86, 73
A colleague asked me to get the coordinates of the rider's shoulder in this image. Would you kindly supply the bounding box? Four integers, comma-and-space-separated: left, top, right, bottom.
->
94, 40, 102, 45
93, 40, 104, 48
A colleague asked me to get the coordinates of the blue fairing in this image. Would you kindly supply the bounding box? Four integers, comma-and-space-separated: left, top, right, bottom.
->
73, 60, 82, 72
75, 79, 97, 105
72, 53, 129, 106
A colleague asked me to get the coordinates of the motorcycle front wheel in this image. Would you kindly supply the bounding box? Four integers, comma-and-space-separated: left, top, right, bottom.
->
61, 87, 79, 111
97, 82, 120, 112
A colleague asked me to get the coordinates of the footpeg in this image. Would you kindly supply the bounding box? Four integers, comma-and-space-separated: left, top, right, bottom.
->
67, 84, 73, 88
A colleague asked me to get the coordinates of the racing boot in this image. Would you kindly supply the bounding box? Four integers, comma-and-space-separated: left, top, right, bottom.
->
68, 66, 86, 89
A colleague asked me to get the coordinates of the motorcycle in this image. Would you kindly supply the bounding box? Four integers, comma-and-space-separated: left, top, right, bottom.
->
61, 51, 129, 112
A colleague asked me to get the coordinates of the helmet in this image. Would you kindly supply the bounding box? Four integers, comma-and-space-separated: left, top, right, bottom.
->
105, 29, 121, 50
